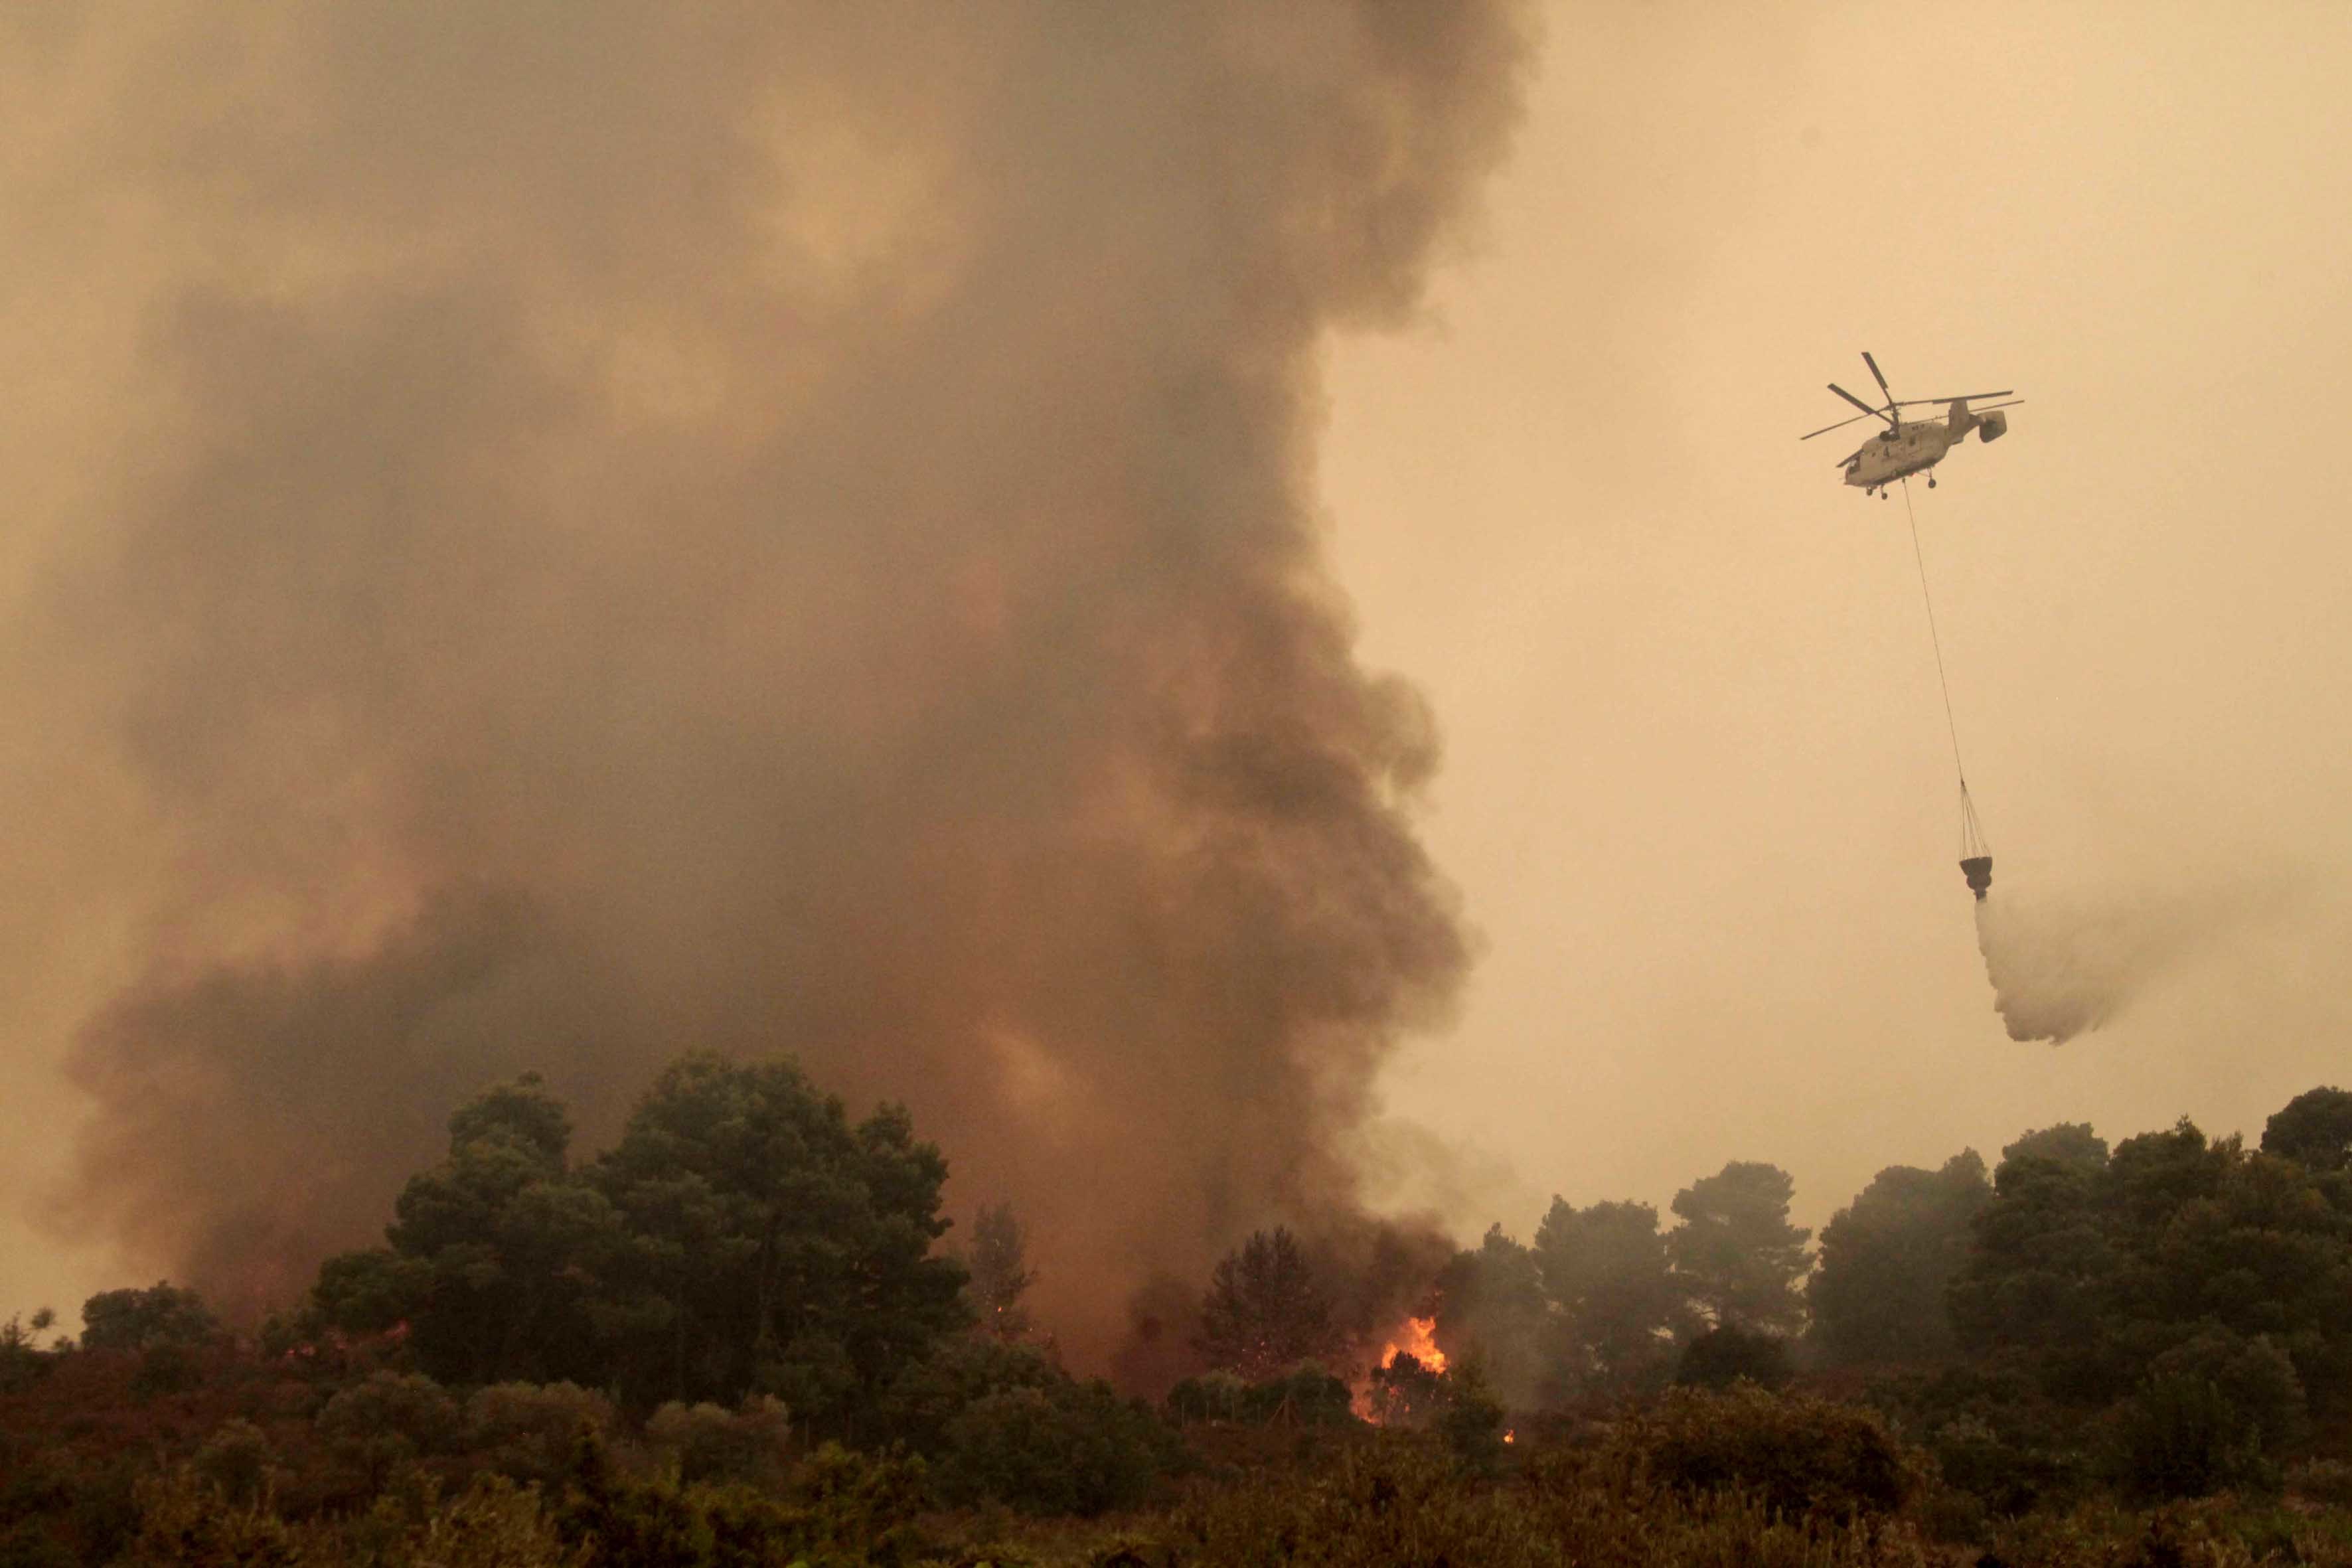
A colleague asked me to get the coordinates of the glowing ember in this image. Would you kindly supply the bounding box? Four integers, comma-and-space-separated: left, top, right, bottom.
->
1504, 1430, 1516, 1445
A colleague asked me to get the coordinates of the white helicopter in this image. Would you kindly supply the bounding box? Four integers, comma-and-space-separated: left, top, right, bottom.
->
1802, 353, 2022, 499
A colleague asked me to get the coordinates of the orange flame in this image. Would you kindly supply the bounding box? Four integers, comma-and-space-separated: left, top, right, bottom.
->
1355, 1315, 1449, 1422
1378, 1314, 1446, 1373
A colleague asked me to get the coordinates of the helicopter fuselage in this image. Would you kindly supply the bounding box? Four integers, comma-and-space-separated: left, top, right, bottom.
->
1842, 423, 1956, 489
1842, 401, 2007, 494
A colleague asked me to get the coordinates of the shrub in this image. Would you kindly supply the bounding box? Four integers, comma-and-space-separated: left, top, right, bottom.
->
2108, 1329, 2305, 1501
1241, 1364, 1358, 1429
1676, 1323, 1794, 1390
935, 1379, 1176, 1516
1867, 1363, 2090, 1517
2289, 1457, 2352, 1507
557, 1433, 925, 1568
643, 1397, 793, 1489
1616, 1383, 1918, 1521
1166, 1369, 1251, 1425
192, 1419, 275, 1508
80, 1284, 218, 1354
341, 1473, 580, 1568
0, 1521, 74, 1568
723, 1443, 929, 1567
0, 1316, 58, 1397
115, 1467, 297, 1568
316, 1370, 463, 1494
465, 1382, 617, 1488
1189, 1437, 1932, 1568
1436, 1360, 1510, 1479
64, 1458, 143, 1565
872, 1337, 1062, 1454
130, 1343, 204, 1398
1365, 1352, 1449, 1428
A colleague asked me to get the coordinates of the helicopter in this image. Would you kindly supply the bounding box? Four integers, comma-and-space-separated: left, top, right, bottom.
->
1802, 353, 2022, 499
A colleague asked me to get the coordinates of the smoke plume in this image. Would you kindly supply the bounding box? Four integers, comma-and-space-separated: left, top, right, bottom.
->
19, 4, 1533, 1358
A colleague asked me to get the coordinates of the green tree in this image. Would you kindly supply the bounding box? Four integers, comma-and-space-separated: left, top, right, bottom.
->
2111, 1328, 2307, 1500
1431, 1225, 1552, 1408
1533, 1198, 1687, 1393
589, 1053, 968, 1419
1808, 1150, 1990, 1366
2134, 1143, 2352, 1415
315, 1069, 619, 1386
1666, 1162, 1810, 1336
965, 1201, 1037, 1344
1946, 1124, 2118, 1395
1675, 1322, 1792, 1390
316, 1370, 462, 1494
0, 1308, 60, 1395
935, 1379, 1176, 1516
2262, 1085, 2352, 1172
79, 1283, 218, 1354
1196, 1227, 1340, 1380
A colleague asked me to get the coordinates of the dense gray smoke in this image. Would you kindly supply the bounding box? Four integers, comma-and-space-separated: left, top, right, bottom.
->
24, 4, 1532, 1357
1973, 876, 2285, 1044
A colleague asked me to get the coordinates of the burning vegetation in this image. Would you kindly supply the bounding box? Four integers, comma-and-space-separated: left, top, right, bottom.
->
7, 1054, 2352, 1562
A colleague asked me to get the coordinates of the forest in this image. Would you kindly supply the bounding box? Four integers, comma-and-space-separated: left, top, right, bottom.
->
4, 1054, 2351, 1567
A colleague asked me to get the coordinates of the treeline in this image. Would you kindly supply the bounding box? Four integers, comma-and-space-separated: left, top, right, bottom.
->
1425, 1085, 2352, 1506
2, 1054, 2350, 1565
291, 1054, 967, 1423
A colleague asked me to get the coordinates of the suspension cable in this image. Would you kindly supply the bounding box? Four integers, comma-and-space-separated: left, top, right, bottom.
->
1900, 477, 1988, 858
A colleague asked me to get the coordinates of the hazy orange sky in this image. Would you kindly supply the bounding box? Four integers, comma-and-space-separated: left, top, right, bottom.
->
1322, 3, 2352, 1240
6, 3, 2350, 1328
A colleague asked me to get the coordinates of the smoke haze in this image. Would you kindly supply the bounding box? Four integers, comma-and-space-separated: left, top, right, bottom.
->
6, 4, 1532, 1354
17, 3, 2352, 1370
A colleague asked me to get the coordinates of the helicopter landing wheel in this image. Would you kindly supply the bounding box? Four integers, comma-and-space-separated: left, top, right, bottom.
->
1927, 475, 1937, 489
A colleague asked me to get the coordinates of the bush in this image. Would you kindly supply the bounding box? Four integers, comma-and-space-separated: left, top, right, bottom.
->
0, 1522, 74, 1568
1364, 1352, 1449, 1428
316, 1370, 463, 1494
2289, 1457, 2352, 1507
80, 1284, 218, 1354
872, 1338, 1062, 1454
1436, 1360, 1510, 1479
1676, 1323, 1794, 1391
2109, 1329, 2305, 1501
1168, 1363, 1360, 1430
1616, 1384, 1918, 1521
115, 1468, 297, 1568
0, 1316, 58, 1397
643, 1397, 793, 1489
341, 1472, 578, 1568
1166, 1369, 1251, 1424
1241, 1364, 1359, 1429
934, 1379, 1177, 1516
465, 1382, 617, 1488
558, 1432, 925, 1568
1188, 1437, 1932, 1568
1867, 1363, 2090, 1517
192, 1419, 275, 1508
131, 1343, 204, 1398
736, 1442, 928, 1567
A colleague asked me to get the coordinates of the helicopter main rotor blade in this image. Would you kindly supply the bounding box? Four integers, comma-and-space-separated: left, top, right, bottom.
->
1828, 382, 1894, 424
1862, 351, 1896, 406
1801, 409, 1881, 440
1892, 391, 2015, 406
